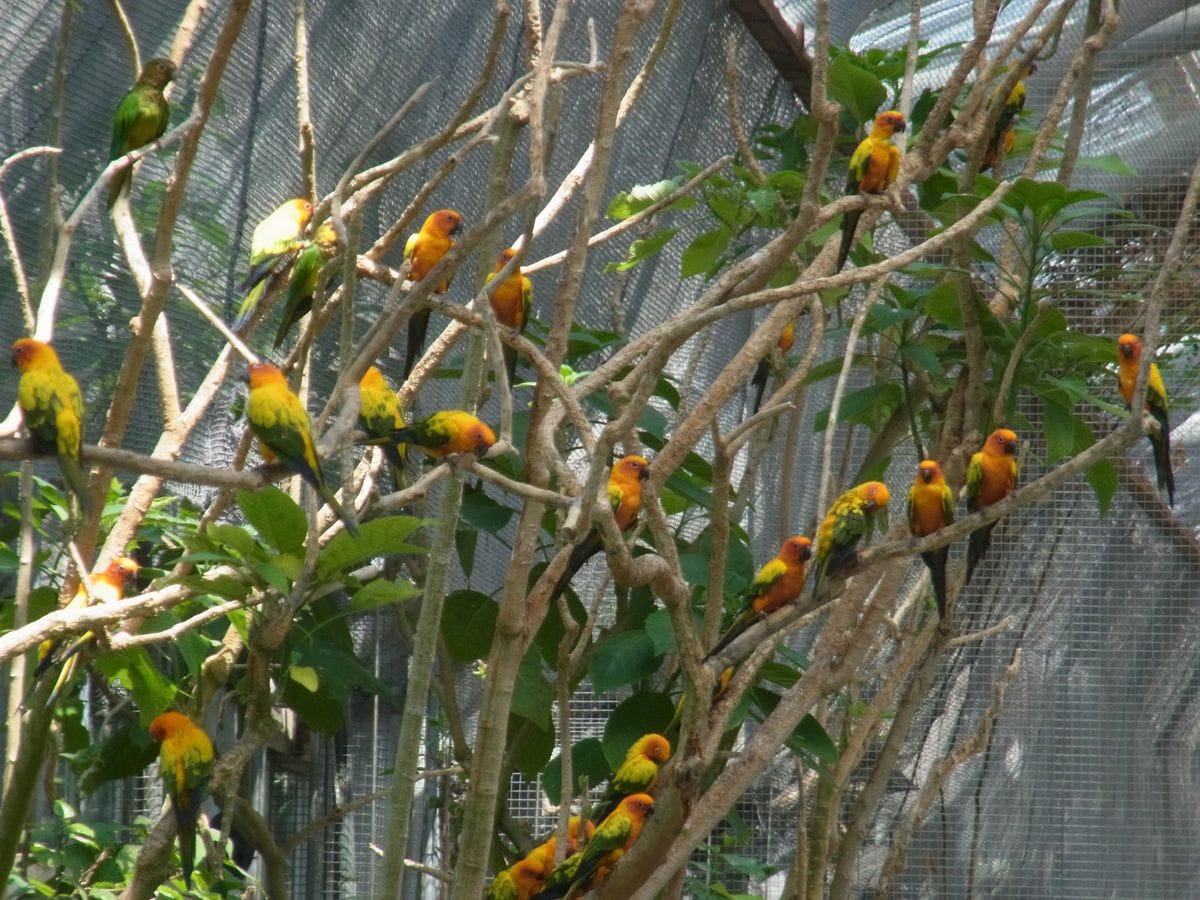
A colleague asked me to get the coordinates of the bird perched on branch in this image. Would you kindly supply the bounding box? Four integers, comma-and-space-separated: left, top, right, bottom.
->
389, 409, 495, 460
358, 366, 406, 492
32, 556, 140, 706
12, 338, 90, 514
1117, 333, 1174, 506
907, 460, 955, 619
149, 712, 214, 889
533, 794, 655, 900
245, 362, 360, 536
402, 209, 464, 380
487, 856, 546, 900
750, 321, 795, 415
274, 221, 339, 349
589, 733, 671, 823
812, 481, 891, 599
837, 110, 906, 272
107, 57, 175, 208
964, 428, 1019, 584
486, 247, 534, 387
706, 536, 812, 659
548, 455, 651, 607
982, 62, 1036, 174
233, 199, 315, 330
526, 817, 596, 878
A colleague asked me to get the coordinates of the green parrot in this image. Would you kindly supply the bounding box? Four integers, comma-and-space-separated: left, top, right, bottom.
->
107, 57, 176, 209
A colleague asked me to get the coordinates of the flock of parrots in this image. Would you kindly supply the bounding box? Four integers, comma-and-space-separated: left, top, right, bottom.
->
6, 51, 1177, 895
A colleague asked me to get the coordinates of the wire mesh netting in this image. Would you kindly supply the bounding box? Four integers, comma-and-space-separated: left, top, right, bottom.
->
2, 0, 1200, 897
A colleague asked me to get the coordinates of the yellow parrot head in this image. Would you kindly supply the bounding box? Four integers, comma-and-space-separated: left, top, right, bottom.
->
1117, 333, 1140, 361
782, 535, 814, 563
917, 460, 943, 484
427, 209, 464, 238
11, 338, 57, 372
875, 110, 907, 135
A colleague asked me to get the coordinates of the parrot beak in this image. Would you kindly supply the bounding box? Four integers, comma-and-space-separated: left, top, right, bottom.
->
1119, 344, 1133, 359
920, 469, 933, 483
895, 121, 907, 133
450, 220, 464, 237
638, 464, 651, 481
1004, 439, 1019, 455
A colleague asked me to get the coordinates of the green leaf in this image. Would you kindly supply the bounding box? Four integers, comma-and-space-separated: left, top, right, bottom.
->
250, 559, 292, 594
315, 517, 424, 580
288, 665, 319, 692
681, 227, 732, 279
589, 630, 659, 692
236, 486, 307, 553
441, 590, 498, 662
205, 523, 259, 559
923, 280, 965, 329
1075, 153, 1136, 176
542, 738, 612, 805
75, 719, 159, 795
1086, 458, 1118, 517
95, 649, 176, 726
460, 485, 514, 533
827, 54, 887, 126
901, 342, 944, 377
512, 651, 553, 731
507, 715, 555, 781
1041, 398, 1074, 462
606, 179, 695, 219
350, 578, 421, 612
604, 228, 678, 273
642, 606, 704, 656
456, 526, 477, 578
601, 692, 677, 769
1048, 230, 1109, 252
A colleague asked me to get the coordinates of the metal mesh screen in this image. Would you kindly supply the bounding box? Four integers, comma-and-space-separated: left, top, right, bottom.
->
4, 0, 1200, 896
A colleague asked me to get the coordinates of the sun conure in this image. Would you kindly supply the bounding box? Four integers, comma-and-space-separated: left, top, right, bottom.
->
233, 198, 315, 330
964, 428, 1019, 584
486, 247, 534, 387
402, 209, 464, 380
245, 362, 359, 537
1117, 333, 1174, 506
526, 817, 596, 877
548, 455, 651, 607
107, 57, 175, 208
907, 460, 955, 619
812, 481, 891, 599
33, 556, 139, 706
982, 62, 1036, 173
836, 110, 906, 272
11, 338, 90, 513
533, 793, 655, 900
750, 320, 795, 415
357, 366, 406, 492
707, 535, 813, 659
590, 733, 671, 823
389, 409, 496, 460
274, 221, 339, 349
486, 856, 546, 900
149, 712, 214, 889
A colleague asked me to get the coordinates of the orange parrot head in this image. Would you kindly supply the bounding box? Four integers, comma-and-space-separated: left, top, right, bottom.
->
617, 455, 651, 482
857, 480, 891, 509
426, 209, 463, 238
106, 555, 141, 586
639, 733, 671, 764
148, 710, 195, 743
247, 361, 287, 389
11, 338, 57, 372
467, 419, 497, 456
986, 428, 1019, 456
874, 110, 907, 136
616, 793, 655, 821
1117, 333, 1141, 362
781, 535, 814, 563
916, 459, 943, 484
496, 247, 519, 269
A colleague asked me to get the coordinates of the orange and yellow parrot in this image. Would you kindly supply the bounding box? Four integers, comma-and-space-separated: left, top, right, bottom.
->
358, 366, 406, 492
107, 57, 175, 208
750, 321, 795, 415
149, 711, 214, 889
964, 428, 1019, 584
33, 556, 139, 705
402, 209, 464, 380
707, 535, 813, 658
836, 110, 906, 272
246, 362, 359, 536
590, 733, 671, 823
982, 63, 1035, 173
548, 455, 651, 606
812, 481, 891, 599
1117, 333, 1174, 506
487, 856, 547, 900
486, 247, 534, 386
11, 338, 90, 513
907, 460, 955, 619
274, 221, 339, 349
527, 817, 596, 877
233, 199, 315, 330
390, 409, 496, 460
533, 794, 655, 900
